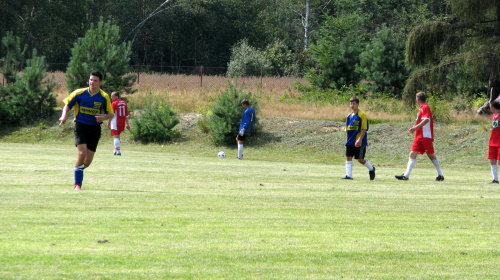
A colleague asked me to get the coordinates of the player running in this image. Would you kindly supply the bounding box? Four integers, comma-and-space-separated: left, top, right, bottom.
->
108, 91, 130, 155
59, 71, 114, 190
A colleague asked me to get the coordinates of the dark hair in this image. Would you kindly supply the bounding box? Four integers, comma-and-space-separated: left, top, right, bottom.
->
90, 70, 104, 81
111, 91, 120, 98
491, 100, 500, 110
349, 97, 359, 104
241, 99, 250, 106
416, 91, 426, 102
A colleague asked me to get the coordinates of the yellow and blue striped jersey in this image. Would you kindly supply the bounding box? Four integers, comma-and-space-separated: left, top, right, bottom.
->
64, 88, 113, 125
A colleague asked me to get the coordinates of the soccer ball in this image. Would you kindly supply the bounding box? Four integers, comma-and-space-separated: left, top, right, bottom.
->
218, 151, 226, 158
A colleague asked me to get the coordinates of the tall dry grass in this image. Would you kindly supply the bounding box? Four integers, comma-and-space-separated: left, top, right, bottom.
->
50, 71, 405, 121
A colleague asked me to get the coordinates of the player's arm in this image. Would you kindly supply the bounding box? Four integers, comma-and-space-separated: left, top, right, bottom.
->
355, 129, 367, 147
125, 116, 131, 130
96, 94, 115, 123
96, 112, 114, 123
59, 105, 70, 125
409, 118, 430, 133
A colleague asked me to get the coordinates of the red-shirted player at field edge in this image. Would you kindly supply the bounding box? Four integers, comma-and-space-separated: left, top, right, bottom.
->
108, 91, 130, 155
395, 91, 444, 181
487, 100, 500, 184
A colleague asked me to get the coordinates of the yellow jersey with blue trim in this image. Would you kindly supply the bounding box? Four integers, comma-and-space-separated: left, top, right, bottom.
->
64, 88, 113, 125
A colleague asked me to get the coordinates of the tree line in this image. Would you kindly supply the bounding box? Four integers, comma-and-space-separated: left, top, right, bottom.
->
2, 0, 500, 112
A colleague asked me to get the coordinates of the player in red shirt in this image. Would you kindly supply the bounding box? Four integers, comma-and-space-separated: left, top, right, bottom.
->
396, 92, 444, 181
487, 100, 500, 183
108, 91, 130, 155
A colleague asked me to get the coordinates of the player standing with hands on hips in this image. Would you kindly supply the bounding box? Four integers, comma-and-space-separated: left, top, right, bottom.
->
108, 91, 130, 155
236, 99, 255, 160
395, 91, 444, 181
342, 97, 376, 180
59, 71, 114, 190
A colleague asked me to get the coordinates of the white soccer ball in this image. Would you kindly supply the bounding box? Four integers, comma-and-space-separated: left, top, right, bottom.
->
218, 151, 226, 158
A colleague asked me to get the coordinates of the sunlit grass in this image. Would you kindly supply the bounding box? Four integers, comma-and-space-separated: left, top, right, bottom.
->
0, 143, 498, 279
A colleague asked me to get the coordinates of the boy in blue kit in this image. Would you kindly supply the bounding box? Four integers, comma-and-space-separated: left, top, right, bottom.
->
236, 99, 255, 160
59, 71, 114, 190
342, 97, 376, 180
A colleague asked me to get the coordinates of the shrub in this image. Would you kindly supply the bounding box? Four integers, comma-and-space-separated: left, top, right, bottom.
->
0, 32, 56, 126
208, 82, 260, 145
130, 94, 180, 143
227, 39, 270, 77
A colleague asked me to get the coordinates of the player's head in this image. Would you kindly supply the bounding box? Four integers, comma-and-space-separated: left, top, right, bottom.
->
90, 70, 104, 81
349, 97, 360, 111
111, 91, 120, 101
416, 91, 427, 103
241, 99, 250, 108
89, 70, 103, 91
490, 100, 500, 111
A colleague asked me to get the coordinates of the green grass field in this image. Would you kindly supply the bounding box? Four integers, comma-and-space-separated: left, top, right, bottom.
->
1, 141, 499, 279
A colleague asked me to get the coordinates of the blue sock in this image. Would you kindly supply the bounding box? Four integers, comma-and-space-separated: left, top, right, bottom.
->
74, 167, 84, 185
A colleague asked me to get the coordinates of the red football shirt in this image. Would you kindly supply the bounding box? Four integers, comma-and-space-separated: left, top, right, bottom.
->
489, 113, 500, 147
109, 99, 129, 131
414, 103, 433, 141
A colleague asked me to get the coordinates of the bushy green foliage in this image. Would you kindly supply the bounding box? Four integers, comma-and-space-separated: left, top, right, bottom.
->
130, 94, 180, 143
306, 13, 365, 89
208, 82, 259, 146
263, 40, 301, 77
356, 26, 408, 94
0, 33, 56, 126
227, 39, 270, 77
65, 18, 136, 94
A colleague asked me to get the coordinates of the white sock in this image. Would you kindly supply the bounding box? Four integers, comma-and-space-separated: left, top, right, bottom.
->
491, 165, 498, 181
364, 160, 374, 171
114, 138, 120, 151
346, 161, 353, 178
404, 158, 416, 178
238, 144, 243, 159
432, 158, 442, 176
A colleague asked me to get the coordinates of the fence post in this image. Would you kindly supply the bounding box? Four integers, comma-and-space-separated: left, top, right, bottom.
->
136, 65, 140, 85
260, 67, 263, 88
200, 65, 204, 88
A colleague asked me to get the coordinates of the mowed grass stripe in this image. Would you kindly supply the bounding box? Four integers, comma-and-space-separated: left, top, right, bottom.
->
0, 143, 499, 279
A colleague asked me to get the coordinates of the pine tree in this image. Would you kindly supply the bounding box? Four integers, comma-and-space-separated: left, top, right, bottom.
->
0, 33, 56, 125
404, 0, 500, 111
65, 18, 136, 94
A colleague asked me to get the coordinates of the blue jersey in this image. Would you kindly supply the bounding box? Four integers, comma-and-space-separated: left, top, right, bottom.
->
345, 110, 368, 146
64, 88, 113, 125
239, 107, 255, 135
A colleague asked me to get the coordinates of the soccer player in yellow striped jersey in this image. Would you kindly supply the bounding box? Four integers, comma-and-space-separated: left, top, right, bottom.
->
59, 71, 114, 190
342, 97, 375, 180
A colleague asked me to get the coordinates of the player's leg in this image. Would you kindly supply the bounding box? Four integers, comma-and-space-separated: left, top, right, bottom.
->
74, 144, 88, 190
424, 140, 443, 181
396, 150, 417, 180
355, 146, 375, 180
488, 146, 499, 183
236, 134, 245, 159
343, 146, 354, 179
114, 135, 121, 155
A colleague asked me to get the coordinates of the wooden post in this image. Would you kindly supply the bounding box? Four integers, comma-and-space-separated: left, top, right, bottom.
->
136, 65, 140, 84
200, 65, 204, 88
